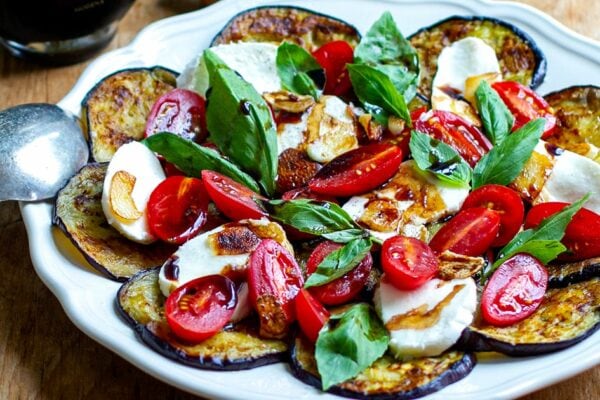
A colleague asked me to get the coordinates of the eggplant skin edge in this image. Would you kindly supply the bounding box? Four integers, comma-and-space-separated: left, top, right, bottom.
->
290, 336, 476, 400
547, 258, 600, 288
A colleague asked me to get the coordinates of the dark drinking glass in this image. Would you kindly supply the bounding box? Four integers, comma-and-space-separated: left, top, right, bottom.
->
0, 0, 135, 65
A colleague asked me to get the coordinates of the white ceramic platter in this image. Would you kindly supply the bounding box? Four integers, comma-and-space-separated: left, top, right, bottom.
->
21, 0, 600, 399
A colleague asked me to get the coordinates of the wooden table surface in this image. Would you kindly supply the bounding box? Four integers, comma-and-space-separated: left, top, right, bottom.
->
0, 0, 598, 399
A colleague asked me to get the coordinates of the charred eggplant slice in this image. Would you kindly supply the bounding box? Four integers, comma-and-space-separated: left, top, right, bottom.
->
460, 278, 599, 356
409, 16, 546, 98
291, 334, 475, 400
82, 67, 177, 162
54, 163, 174, 281
544, 85, 600, 162
548, 257, 600, 288
211, 6, 361, 51
117, 268, 288, 370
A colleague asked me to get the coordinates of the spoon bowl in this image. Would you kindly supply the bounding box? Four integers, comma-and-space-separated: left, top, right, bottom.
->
0, 104, 89, 201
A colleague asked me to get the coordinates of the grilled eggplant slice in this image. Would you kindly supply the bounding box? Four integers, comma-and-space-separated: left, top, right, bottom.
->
54, 163, 174, 281
458, 278, 600, 356
548, 257, 600, 288
117, 268, 288, 370
291, 334, 475, 400
82, 67, 177, 162
544, 85, 600, 163
211, 6, 361, 51
409, 16, 546, 98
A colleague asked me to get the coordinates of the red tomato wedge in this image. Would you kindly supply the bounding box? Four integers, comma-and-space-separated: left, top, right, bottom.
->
147, 176, 209, 244
312, 40, 354, 97
201, 170, 267, 221
165, 275, 237, 343
308, 144, 403, 197
294, 289, 330, 343
145, 88, 207, 143
306, 240, 373, 305
414, 110, 492, 167
381, 236, 439, 290
429, 207, 501, 256
248, 239, 304, 339
492, 81, 557, 139
524, 202, 600, 261
481, 253, 548, 326
461, 184, 524, 247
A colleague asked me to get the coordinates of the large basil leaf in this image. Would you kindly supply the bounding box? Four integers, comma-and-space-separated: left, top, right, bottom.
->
276, 42, 323, 99
475, 80, 514, 146
143, 133, 260, 192
315, 303, 389, 390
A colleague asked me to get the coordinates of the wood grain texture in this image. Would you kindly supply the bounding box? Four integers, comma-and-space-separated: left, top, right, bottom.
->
0, 1, 598, 399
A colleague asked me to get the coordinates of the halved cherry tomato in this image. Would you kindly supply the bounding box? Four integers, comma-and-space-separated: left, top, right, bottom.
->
145, 88, 207, 142
492, 81, 557, 139
381, 236, 439, 290
461, 184, 524, 247
294, 289, 330, 343
481, 253, 548, 326
201, 170, 267, 221
306, 240, 373, 305
165, 275, 237, 343
147, 176, 209, 244
414, 110, 492, 167
312, 40, 354, 97
248, 239, 304, 339
308, 144, 403, 197
524, 202, 600, 261
429, 207, 501, 256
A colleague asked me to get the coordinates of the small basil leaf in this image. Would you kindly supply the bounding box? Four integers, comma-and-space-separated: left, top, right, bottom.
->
267, 199, 360, 235
143, 133, 260, 192
205, 63, 278, 196
304, 237, 372, 288
472, 118, 545, 189
321, 229, 368, 243
475, 80, 514, 146
409, 130, 472, 187
276, 42, 323, 99
348, 63, 411, 125
315, 303, 389, 390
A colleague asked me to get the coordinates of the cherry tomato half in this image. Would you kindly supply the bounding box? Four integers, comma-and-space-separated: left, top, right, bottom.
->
308, 144, 403, 197
295, 289, 330, 343
312, 40, 354, 97
145, 88, 207, 142
414, 110, 492, 167
492, 81, 557, 139
165, 274, 237, 343
524, 202, 600, 261
201, 170, 267, 221
248, 239, 304, 339
381, 236, 439, 290
461, 184, 524, 247
481, 253, 548, 326
147, 176, 209, 244
306, 241, 373, 305
429, 207, 501, 256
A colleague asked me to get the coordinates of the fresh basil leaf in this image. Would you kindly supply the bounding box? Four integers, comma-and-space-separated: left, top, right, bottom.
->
472, 118, 545, 189
304, 237, 372, 288
203, 48, 228, 81
322, 229, 368, 243
205, 58, 278, 196
267, 199, 360, 235
354, 11, 419, 103
276, 42, 323, 99
143, 133, 260, 192
484, 194, 590, 280
409, 130, 472, 187
348, 63, 411, 125
315, 303, 389, 390
475, 80, 514, 146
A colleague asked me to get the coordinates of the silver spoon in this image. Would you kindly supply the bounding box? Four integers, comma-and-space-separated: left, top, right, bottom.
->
0, 104, 89, 201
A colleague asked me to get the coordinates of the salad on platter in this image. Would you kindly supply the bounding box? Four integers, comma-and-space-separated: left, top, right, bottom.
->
52, 6, 600, 399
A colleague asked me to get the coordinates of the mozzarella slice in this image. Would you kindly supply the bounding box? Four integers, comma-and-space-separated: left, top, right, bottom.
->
101, 141, 165, 244
178, 42, 282, 95
277, 110, 309, 155
374, 277, 477, 359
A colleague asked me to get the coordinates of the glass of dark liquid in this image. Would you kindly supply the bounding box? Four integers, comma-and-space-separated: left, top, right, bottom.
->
0, 0, 135, 65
